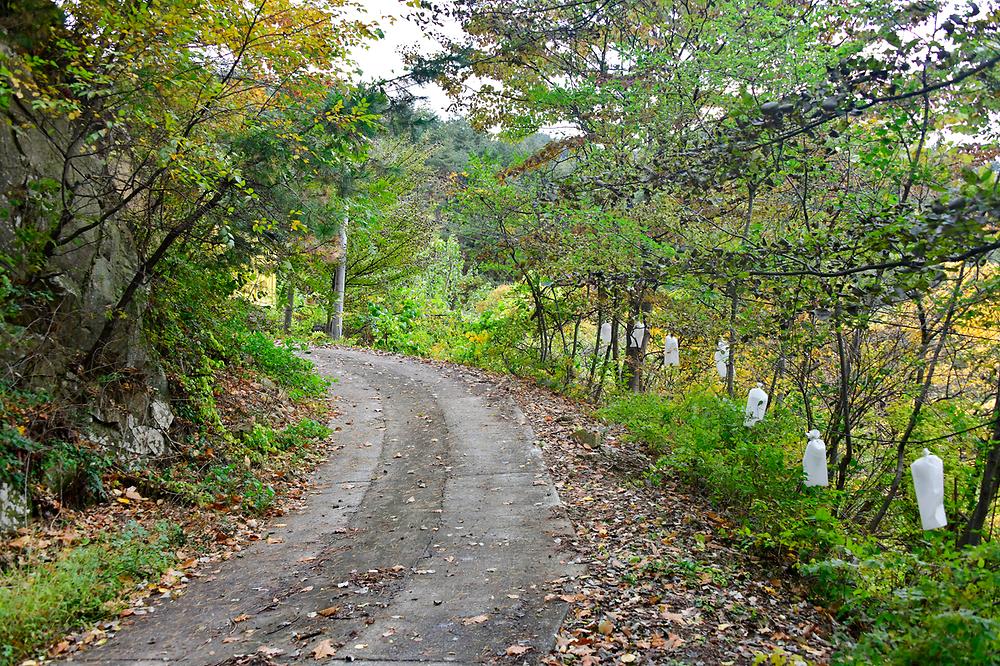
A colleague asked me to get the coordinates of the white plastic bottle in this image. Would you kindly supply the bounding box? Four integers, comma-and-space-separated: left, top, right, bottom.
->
714, 340, 729, 379
628, 322, 646, 349
911, 448, 947, 530
803, 430, 828, 487
599, 322, 612, 346
663, 335, 679, 366
744, 383, 768, 427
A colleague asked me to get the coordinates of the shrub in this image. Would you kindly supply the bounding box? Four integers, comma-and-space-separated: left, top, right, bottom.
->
237, 332, 327, 399
806, 539, 1000, 665
599, 390, 843, 558
0, 522, 180, 665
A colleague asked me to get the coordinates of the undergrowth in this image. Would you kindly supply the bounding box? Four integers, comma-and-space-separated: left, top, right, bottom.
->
0, 522, 183, 666
599, 390, 1000, 665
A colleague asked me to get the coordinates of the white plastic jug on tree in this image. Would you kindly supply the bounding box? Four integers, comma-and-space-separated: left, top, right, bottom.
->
628, 322, 646, 349
599, 322, 612, 346
744, 383, 768, 427
803, 429, 828, 487
714, 340, 730, 379
911, 448, 947, 530
663, 335, 679, 366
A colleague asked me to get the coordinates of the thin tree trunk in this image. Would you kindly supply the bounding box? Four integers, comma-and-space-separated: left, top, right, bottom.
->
725, 182, 756, 399
834, 325, 853, 489
960, 367, 1000, 546
283, 279, 294, 333
725, 281, 746, 401
331, 217, 347, 340
587, 286, 605, 392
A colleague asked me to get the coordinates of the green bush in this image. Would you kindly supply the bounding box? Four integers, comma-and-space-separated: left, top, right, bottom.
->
0, 522, 180, 665
601, 390, 1000, 665
276, 418, 330, 447
806, 540, 1000, 665
237, 332, 327, 399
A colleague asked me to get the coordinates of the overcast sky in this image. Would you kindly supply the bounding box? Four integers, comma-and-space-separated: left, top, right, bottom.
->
349, 0, 456, 117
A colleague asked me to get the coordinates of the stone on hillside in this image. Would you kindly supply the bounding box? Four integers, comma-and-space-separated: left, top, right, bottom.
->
572, 428, 602, 448
0, 481, 30, 533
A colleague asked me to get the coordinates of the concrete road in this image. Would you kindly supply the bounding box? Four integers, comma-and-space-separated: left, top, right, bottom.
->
75, 348, 582, 665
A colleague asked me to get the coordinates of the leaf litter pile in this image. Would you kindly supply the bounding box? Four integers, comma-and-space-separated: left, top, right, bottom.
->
400, 354, 836, 666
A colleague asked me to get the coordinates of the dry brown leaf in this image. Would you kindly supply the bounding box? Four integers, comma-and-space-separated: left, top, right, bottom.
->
461, 613, 490, 625
232, 613, 250, 623
312, 639, 337, 659
506, 644, 533, 656
317, 606, 340, 617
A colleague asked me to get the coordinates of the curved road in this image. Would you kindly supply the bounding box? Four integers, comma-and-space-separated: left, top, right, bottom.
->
78, 348, 582, 665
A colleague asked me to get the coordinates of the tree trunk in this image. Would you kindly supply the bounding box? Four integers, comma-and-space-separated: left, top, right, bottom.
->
960, 367, 1000, 546
726, 281, 737, 399
283, 279, 294, 333
331, 217, 347, 340
625, 294, 651, 393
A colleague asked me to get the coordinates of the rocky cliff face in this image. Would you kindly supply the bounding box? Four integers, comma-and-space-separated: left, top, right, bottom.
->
1, 45, 176, 527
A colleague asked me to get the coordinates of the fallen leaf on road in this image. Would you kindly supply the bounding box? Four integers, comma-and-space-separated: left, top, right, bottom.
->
506, 644, 532, 656
317, 606, 340, 617
461, 614, 490, 625
312, 639, 337, 659
232, 614, 250, 623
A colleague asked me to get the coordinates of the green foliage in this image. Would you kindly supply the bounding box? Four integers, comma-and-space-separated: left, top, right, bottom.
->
601, 389, 1000, 663
807, 540, 1000, 665
0, 522, 182, 665
39, 441, 108, 507
599, 391, 841, 557
236, 332, 327, 400
157, 417, 328, 514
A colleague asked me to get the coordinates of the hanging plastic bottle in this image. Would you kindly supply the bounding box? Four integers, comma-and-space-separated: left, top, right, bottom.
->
744, 383, 768, 426
714, 340, 730, 379
663, 335, 679, 366
910, 448, 947, 530
628, 322, 646, 349
803, 430, 828, 487
599, 322, 612, 346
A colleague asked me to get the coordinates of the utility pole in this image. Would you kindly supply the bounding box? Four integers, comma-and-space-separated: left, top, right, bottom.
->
331, 216, 347, 340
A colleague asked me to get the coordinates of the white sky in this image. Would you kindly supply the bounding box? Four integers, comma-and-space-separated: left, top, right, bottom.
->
349, 0, 457, 117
